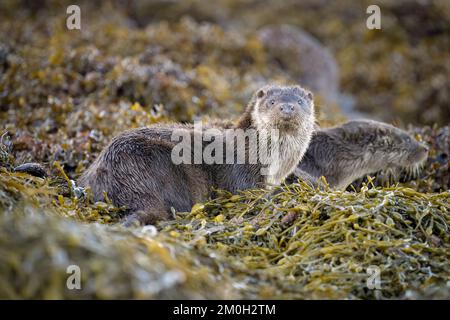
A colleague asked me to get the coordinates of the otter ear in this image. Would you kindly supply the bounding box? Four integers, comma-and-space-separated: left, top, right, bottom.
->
257, 89, 265, 99
306, 91, 313, 100
291, 86, 303, 95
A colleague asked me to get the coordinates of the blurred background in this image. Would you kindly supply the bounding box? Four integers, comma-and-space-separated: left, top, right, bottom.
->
1, 0, 449, 122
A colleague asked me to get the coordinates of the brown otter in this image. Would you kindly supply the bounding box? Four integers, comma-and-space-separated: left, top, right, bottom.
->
79, 85, 315, 225
288, 120, 429, 189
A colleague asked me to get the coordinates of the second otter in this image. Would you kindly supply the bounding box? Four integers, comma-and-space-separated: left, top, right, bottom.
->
79, 85, 315, 225
289, 120, 429, 189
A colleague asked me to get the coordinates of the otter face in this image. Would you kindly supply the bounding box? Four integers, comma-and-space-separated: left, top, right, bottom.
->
251, 85, 315, 133
368, 122, 429, 169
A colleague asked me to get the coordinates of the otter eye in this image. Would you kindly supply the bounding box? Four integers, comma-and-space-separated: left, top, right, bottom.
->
270, 99, 275, 105
297, 99, 302, 104
381, 137, 390, 146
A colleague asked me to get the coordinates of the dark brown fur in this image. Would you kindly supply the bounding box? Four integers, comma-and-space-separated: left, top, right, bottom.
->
288, 120, 429, 189
79, 85, 315, 225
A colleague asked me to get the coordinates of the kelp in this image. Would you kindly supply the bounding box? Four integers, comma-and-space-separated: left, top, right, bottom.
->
0, 169, 448, 299
161, 183, 450, 299
0, 204, 236, 299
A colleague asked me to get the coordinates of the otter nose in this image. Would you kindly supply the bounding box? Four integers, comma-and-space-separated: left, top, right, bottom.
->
280, 104, 295, 115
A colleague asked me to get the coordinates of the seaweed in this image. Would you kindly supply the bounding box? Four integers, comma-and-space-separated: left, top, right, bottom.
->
0, 170, 448, 299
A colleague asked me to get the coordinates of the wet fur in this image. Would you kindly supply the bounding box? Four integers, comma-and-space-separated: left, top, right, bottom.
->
79, 85, 315, 225
289, 120, 429, 189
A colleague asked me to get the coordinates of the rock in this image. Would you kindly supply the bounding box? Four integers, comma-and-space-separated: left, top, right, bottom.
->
258, 25, 339, 104
14, 162, 47, 178
281, 211, 298, 227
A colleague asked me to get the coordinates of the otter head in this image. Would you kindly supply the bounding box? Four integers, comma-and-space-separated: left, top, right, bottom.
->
371, 122, 428, 169
341, 120, 429, 172
250, 85, 315, 134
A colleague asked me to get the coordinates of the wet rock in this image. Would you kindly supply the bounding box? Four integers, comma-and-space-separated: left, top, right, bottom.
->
281, 211, 298, 227
258, 25, 339, 104
14, 162, 47, 178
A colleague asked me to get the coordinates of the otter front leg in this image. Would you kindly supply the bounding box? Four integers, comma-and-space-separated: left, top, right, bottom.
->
289, 168, 319, 188
267, 170, 319, 198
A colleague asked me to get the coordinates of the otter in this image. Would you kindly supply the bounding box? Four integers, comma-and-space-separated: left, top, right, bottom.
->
79, 85, 315, 225
288, 120, 429, 189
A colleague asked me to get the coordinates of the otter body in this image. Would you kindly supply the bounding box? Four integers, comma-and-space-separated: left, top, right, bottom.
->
79, 85, 315, 224
289, 120, 429, 189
